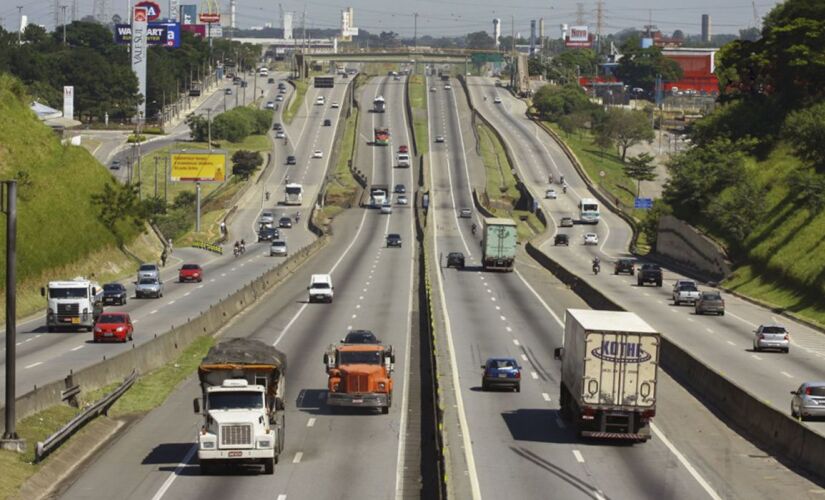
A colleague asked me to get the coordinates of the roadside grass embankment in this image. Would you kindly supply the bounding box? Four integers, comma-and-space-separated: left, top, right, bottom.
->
320, 106, 360, 222
0, 335, 215, 500
408, 74, 429, 155
283, 79, 308, 124
476, 122, 543, 241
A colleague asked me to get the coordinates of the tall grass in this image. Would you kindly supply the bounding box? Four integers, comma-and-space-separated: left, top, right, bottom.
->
408, 74, 429, 155
283, 79, 308, 124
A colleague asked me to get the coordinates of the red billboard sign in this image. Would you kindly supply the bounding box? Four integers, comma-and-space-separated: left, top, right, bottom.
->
199, 12, 220, 23
135, 1, 161, 21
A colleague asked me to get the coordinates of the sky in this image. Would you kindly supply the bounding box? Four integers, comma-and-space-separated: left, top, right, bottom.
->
0, 0, 786, 38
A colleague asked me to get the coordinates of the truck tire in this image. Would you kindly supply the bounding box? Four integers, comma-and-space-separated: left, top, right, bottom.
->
656, 280, 662, 287
200, 462, 213, 475
637, 279, 643, 287
263, 458, 275, 475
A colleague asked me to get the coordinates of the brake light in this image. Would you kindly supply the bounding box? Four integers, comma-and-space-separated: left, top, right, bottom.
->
514, 371, 521, 379
641, 409, 656, 419
784, 334, 789, 341
806, 387, 812, 395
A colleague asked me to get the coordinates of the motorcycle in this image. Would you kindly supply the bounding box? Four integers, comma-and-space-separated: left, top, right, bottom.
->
471, 224, 477, 235
233, 246, 240, 257
592, 262, 600, 275
265, 191, 271, 201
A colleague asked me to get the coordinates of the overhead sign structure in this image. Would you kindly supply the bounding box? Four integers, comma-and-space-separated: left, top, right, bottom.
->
565, 25, 593, 48
314, 76, 334, 88
131, 7, 148, 120
115, 22, 181, 47
170, 152, 228, 182
135, 1, 162, 21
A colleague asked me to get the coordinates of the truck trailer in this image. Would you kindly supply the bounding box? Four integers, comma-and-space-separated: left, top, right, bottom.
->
194, 338, 287, 474
555, 309, 660, 441
481, 217, 518, 271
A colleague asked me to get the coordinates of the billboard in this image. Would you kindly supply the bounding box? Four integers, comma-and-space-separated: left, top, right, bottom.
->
565, 25, 593, 48
170, 152, 227, 182
63, 86, 74, 120
115, 22, 181, 47
132, 7, 148, 120
135, 1, 161, 21
180, 4, 197, 24
181, 23, 206, 37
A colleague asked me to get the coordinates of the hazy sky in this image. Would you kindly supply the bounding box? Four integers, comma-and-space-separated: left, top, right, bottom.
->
0, 0, 785, 38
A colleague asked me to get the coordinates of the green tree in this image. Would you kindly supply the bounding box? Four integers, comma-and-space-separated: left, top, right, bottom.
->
231, 150, 263, 179
615, 35, 683, 93
706, 179, 768, 247
90, 181, 146, 245
212, 111, 251, 142
185, 113, 209, 142
466, 31, 494, 50
533, 84, 595, 121
594, 108, 654, 162
624, 153, 658, 196
547, 49, 598, 84
783, 102, 825, 171
173, 191, 197, 209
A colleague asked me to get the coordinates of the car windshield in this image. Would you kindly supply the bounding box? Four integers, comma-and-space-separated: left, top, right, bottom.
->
311, 283, 330, 290
139, 279, 157, 285
489, 359, 516, 369
272, 242, 286, 247
182, 264, 199, 270
98, 314, 125, 323
761, 326, 787, 334
339, 350, 383, 364
702, 292, 721, 300
49, 287, 87, 299
139, 265, 156, 271
103, 284, 122, 291
678, 284, 698, 291
208, 392, 264, 410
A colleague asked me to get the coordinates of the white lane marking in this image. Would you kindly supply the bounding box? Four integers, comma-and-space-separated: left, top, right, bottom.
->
277, 495, 287, 500
25, 361, 43, 369
542, 393, 551, 402
726, 340, 735, 346
727, 311, 758, 328
292, 452, 303, 463
500, 315, 506, 321
150, 444, 197, 500
15, 342, 21, 346
150, 310, 158, 315
781, 371, 793, 378
356, 304, 361, 309
491, 297, 496, 302
572, 450, 585, 463
307, 418, 316, 427
643, 292, 650, 297
221, 273, 227, 277
199, 284, 206, 288
686, 318, 694, 323
651, 423, 723, 500
706, 328, 714, 333
24, 338, 32, 343
530, 371, 539, 380
495, 306, 501, 311
71, 345, 84, 352
35, 334, 41, 338
752, 354, 763, 360
183, 292, 191, 297
520, 354, 528, 361
513, 339, 520, 346
514, 269, 565, 327
352, 314, 357, 319
167, 300, 175, 305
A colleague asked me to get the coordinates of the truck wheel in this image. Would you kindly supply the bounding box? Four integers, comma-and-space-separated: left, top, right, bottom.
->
381, 405, 389, 414
515, 383, 521, 393
200, 462, 213, 475
656, 280, 662, 287
263, 458, 275, 475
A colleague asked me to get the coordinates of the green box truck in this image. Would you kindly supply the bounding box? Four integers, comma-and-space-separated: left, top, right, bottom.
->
481, 217, 518, 271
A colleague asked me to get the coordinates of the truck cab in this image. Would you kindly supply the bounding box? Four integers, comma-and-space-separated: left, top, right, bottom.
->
41, 277, 102, 332
324, 343, 395, 414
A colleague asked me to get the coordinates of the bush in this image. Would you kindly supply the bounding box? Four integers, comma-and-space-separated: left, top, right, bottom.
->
172, 191, 197, 209
212, 112, 251, 143
155, 207, 192, 240
533, 84, 596, 122
231, 150, 264, 179
783, 102, 825, 172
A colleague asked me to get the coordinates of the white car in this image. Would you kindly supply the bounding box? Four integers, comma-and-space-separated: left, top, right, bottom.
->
493, 96, 502, 104
259, 212, 275, 224
397, 195, 408, 205
275, 131, 286, 139
444, 84, 452, 90
430, 86, 436, 92
315, 96, 325, 105
312, 150, 323, 158
275, 95, 284, 102
583, 233, 599, 245
331, 102, 340, 108
265, 101, 275, 109
270, 240, 288, 257
435, 135, 445, 143
381, 202, 392, 214
545, 188, 557, 199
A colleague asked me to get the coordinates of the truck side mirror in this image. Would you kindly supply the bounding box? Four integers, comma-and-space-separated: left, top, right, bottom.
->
554, 347, 564, 360
323, 354, 329, 365
193, 398, 200, 413
91, 287, 97, 296
40, 287, 46, 297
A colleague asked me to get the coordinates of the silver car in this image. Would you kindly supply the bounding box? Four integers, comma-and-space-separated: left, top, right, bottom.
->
135, 278, 163, 298
790, 382, 825, 421
753, 324, 790, 353
260, 212, 275, 225
137, 263, 159, 281
270, 240, 288, 256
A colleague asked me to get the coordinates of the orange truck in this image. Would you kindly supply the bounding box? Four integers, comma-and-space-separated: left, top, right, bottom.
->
323, 342, 395, 414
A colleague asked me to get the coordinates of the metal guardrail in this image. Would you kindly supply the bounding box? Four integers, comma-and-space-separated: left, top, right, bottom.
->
35, 370, 137, 463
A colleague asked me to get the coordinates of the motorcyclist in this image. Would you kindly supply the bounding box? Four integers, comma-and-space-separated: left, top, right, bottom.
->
471, 222, 477, 235
233, 241, 240, 257
592, 257, 601, 274
563, 185, 567, 194
265, 191, 270, 200
240, 239, 246, 254
548, 174, 553, 184
559, 175, 565, 185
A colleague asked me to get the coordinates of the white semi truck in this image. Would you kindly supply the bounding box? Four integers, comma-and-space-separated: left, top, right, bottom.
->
41, 277, 102, 332
554, 309, 660, 441
194, 338, 287, 474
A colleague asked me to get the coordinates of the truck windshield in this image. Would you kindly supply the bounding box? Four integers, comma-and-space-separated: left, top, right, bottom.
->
49, 287, 87, 299
339, 350, 383, 365
208, 392, 263, 410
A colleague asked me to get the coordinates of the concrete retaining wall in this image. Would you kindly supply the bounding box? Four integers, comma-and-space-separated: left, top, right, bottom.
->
656, 215, 731, 280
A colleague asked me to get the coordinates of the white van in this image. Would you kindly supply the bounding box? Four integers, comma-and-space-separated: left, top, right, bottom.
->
315, 96, 325, 106
397, 153, 410, 168
308, 274, 334, 303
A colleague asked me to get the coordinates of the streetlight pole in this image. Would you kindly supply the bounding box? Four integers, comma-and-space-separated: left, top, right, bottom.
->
16, 6, 23, 44
61, 5, 67, 44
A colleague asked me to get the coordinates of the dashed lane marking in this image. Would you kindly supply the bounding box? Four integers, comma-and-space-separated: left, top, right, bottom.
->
293, 452, 303, 464
513, 339, 520, 346
25, 362, 43, 369
307, 418, 316, 427
520, 354, 528, 361
781, 371, 793, 378
542, 393, 551, 402
726, 340, 735, 346
572, 450, 585, 463
531, 371, 539, 380
71, 345, 84, 351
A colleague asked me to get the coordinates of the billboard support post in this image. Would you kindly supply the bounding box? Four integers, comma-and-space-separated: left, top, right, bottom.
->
196, 182, 201, 232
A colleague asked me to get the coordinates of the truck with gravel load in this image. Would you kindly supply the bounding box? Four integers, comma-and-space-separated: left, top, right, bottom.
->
193, 338, 287, 475
554, 309, 660, 442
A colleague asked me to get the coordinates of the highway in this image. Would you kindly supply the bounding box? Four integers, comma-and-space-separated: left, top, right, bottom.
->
0, 74, 350, 404
57, 75, 420, 499
465, 76, 825, 435
427, 75, 820, 499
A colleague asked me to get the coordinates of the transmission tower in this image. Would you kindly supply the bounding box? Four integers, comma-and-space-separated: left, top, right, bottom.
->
595, 0, 604, 53
92, 0, 107, 24
751, 1, 761, 29
575, 3, 585, 25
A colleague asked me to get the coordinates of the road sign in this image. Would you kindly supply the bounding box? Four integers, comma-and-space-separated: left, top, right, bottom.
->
634, 197, 653, 209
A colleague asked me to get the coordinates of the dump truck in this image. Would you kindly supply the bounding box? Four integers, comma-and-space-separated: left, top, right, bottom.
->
374, 127, 390, 146
373, 95, 386, 113
324, 342, 395, 414
481, 217, 518, 271
554, 309, 660, 442
194, 338, 287, 474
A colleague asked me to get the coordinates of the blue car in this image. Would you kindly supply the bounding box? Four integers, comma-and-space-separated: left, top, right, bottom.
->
481, 357, 521, 392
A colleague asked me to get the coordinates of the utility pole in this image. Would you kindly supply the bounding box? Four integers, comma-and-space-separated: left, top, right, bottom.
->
596, 0, 604, 54
61, 5, 67, 45
153, 156, 159, 197
576, 3, 585, 25
16, 6, 23, 44
413, 13, 418, 48
1, 180, 25, 453
510, 15, 515, 91
163, 157, 168, 204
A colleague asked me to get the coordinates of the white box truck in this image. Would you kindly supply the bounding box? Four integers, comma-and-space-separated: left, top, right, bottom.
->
41, 277, 103, 332
554, 309, 660, 441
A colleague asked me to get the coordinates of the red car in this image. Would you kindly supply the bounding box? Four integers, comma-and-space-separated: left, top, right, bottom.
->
93, 313, 133, 343
179, 263, 203, 282
398, 145, 408, 154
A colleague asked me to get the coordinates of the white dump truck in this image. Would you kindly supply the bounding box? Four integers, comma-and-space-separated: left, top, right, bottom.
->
194, 338, 287, 474
41, 277, 102, 332
554, 309, 660, 441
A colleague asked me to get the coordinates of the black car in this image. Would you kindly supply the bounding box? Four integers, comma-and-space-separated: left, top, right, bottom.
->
267, 77, 275, 84
342, 330, 380, 344
323, 119, 332, 126
394, 184, 406, 194
286, 155, 296, 165
273, 122, 283, 131
554, 234, 569, 246
614, 258, 635, 275
637, 264, 663, 287
446, 252, 465, 268
102, 283, 127, 306
110, 160, 121, 170
258, 226, 279, 242
387, 233, 402, 247
279, 217, 293, 228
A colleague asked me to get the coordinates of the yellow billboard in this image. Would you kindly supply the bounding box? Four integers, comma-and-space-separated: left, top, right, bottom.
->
170, 152, 227, 182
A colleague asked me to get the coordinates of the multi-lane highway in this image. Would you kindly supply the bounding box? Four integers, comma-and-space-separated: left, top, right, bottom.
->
58, 75, 420, 499
466, 75, 825, 436
0, 74, 350, 404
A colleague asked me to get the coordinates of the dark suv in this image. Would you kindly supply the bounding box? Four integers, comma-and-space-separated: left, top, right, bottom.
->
286, 155, 296, 165
102, 283, 127, 306
386, 233, 402, 247
258, 226, 279, 242
446, 252, 465, 268
614, 258, 635, 275
554, 234, 569, 246
637, 264, 663, 287
342, 330, 380, 344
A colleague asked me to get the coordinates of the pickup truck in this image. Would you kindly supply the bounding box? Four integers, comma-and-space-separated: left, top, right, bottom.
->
636, 264, 662, 287
672, 282, 701, 305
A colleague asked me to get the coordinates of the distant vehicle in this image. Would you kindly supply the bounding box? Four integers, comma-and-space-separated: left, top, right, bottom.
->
398, 145, 409, 154
278, 82, 287, 90
260, 212, 275, 225
753, 324, 790, 353
275, 95, 284, 102
331, 102, 340, 108
637, 264, 663, 287
560, 217, 574, 227
279, 216, 293, 228
613, 259, 635, 275
342, 330, 380, 344
381, 202, 393, 214
323, 118, 332, 126
579, 198, 601, 224
459, 208, 472, 218
233, 77, 242, 85
279, 87, 287, 94
583, 233, 599, 245
493, 96, 502, 104
444, 84, 452, 90
270, 240, 288, 256
673, 283, 701, 306
315, 96, 325, 105
272, 122, 283, 131
312, 150, 324, 158
435, 135, 445, 143
394, 184, 406, 194
267, 77, 275, 84
430, 86, 436, 92
481, 358, 521, 392
695, 291, 725, 315
179, 264, 203, 283
93, 312, 133, 343
545, 188, 557, 199
308, 274, 334, 303
265, 101, 275, 109
393, 74, 401, 81
555, 309, 660, 441
397, 195, 408, 205
224, 88, 233, 95
446, 252, 465, 268
374, 128, 390, 146
42, 277, 103, 332
286, 155, 297, 165
102, 283, 127, 306
482, 217, 518, 271
554, 234, 569, 246
790, 382, 825, 421
259, 67, 269, 77
386, 233, 402, 247
137, 263, 160, 281
135, 277, 163, 299
110, 160, 121, 170
396, 153, 410, 168
370, 188, 387, 207
276, 130, 286, 139
240, 81, 248, 88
